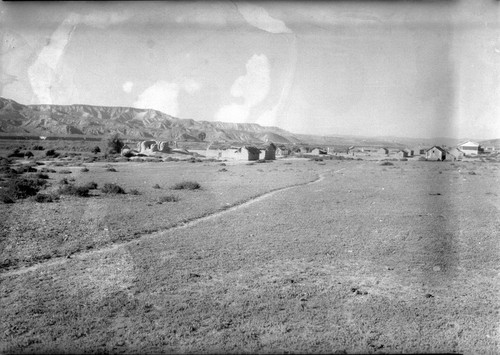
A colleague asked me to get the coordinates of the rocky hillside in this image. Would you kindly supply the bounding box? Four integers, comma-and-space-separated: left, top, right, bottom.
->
0, 97, 301, 144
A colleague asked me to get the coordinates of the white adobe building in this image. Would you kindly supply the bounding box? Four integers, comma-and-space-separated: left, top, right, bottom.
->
457, 141, 480, 156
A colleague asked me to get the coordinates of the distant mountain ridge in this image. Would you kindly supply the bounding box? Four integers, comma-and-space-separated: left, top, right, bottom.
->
0, 97, 496, 148
0, 97, 300, 144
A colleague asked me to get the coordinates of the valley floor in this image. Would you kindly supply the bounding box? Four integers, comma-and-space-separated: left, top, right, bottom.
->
1, 158, 499, 353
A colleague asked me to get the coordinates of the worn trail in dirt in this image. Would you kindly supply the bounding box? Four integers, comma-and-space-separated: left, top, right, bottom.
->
1, 168, 345, 278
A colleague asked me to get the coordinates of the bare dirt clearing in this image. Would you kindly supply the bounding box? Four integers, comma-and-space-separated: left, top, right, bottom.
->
1, 159, 499, 353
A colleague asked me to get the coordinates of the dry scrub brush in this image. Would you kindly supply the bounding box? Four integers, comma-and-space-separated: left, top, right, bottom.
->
171, 181, 201, 190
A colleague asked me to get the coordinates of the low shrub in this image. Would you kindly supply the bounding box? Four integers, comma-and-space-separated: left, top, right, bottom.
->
4, 177, 48, 199
27, 172, 49, 180
0, 167, 17, 177
158, 194, 179, 203
81, 167, 89, 172
8, 149, 24, 158
24, 151, 34, 158
380, 161, 394, 166
171, 181, 201, 190
59, 178, 70, 185
82, 181, 98, 190
32, 193, 59, 203
58, 184, 90, 197
101, 183, 126, 194
58, 170, 72, 174
152, 184, 161, 189
49, 162, 66, 167
32, 145, 45, 151
15, 165, 37, 174
128, 189, 141, 195
0, 193, 15, 204
164, 156, 179, 162
45, 149, 58, 157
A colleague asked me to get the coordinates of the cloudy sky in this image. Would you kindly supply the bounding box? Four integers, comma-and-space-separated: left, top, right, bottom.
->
1, 1, 499, 139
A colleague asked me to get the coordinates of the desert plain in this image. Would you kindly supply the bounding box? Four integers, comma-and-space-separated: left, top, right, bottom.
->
1, 152, 500, 354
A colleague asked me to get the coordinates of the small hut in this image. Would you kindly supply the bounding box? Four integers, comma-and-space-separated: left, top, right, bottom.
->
447, 147, 464, 161
426, 146, 446, 161
311, 147, 327, 155
244, 146, 261, 161
378, 148, 389, 155
264, 143, 277, 160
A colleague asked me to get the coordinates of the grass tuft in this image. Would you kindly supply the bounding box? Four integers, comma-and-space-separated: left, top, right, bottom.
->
171, 181, 201, 190
158, 194, 180, 203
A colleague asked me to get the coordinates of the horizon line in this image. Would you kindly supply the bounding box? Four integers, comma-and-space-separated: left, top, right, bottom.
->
0, 96, 496, 143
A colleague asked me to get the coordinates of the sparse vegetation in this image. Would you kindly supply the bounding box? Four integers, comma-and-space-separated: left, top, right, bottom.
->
158, 194, 180, 203
58, 177, 70, 185
129, 189, 141, 195
2, 159, 499, 354
8, 149, 24, 158
171, 180, 201, 190
82, 181, 98, 190
81, 167, 89, 172
45, 149, 58, 157
380, 161, 394, 166
57, 184, 90, 197
91, 146, 101, 154
152, 183, 161, 189
32, 193, 59, 203
101, 182, 126, 194
58, 169, 72, 174
1, 176, 49, 200
27, 172, 49, 180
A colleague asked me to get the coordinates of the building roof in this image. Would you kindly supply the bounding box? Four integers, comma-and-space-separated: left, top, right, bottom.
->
458, 140, 480, 147
244, 146, 261, 154
427, 146, 446, 153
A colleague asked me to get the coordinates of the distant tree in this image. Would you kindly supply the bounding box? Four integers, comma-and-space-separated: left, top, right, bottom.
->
107, 134, 124, 154
198, 132, 206, 141
91, 146, 101, 154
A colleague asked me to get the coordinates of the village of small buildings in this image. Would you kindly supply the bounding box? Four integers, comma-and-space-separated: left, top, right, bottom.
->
120, 138, 494, 162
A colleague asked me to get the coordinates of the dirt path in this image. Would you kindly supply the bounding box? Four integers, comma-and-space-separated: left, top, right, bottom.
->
1, 167, 346, 278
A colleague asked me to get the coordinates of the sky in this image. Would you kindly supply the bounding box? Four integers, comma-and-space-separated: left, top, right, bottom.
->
1, 1, 499, 140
